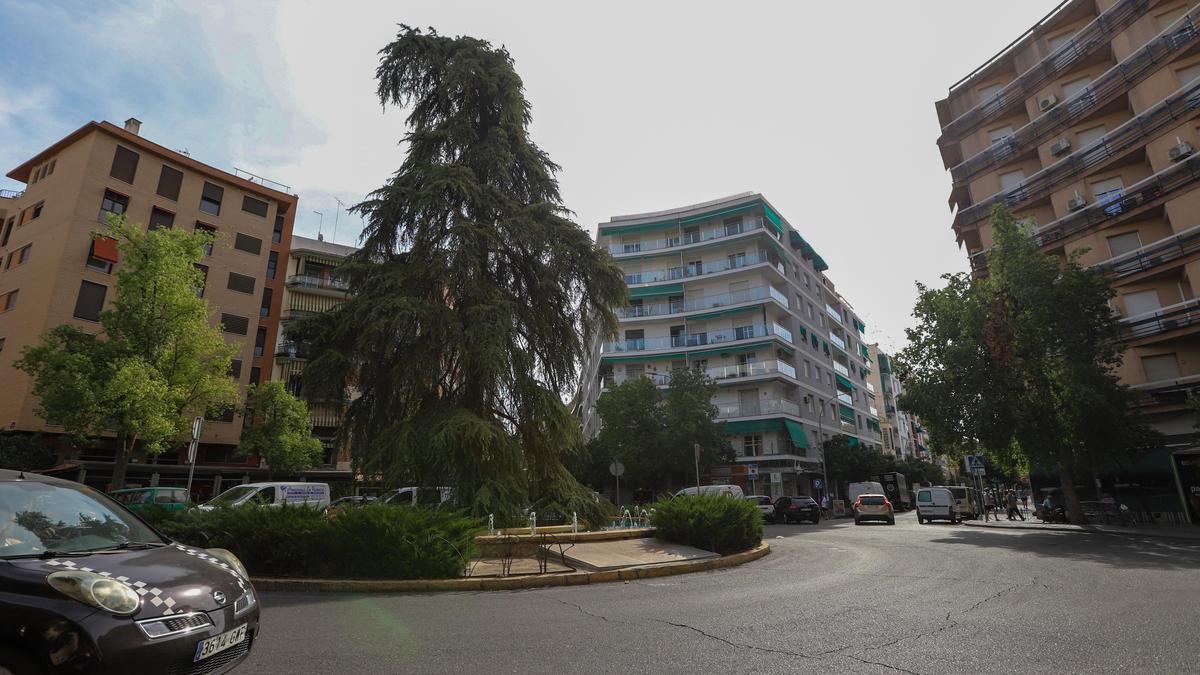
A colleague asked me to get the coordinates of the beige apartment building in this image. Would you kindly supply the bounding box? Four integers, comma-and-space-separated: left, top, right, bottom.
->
579, 193, 882, 501
935, 0, 1200, 521
0, 118, 297, 498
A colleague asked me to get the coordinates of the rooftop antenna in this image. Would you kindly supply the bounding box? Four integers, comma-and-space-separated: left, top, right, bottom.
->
313, 210, 324, 242
333, 198, 346, 244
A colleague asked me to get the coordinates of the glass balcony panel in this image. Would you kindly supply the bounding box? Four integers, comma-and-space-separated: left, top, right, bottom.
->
832, 361, 849, 377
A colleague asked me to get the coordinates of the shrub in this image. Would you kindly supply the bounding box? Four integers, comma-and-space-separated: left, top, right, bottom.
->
649, 494, 762, 555
146, 505, 481, 580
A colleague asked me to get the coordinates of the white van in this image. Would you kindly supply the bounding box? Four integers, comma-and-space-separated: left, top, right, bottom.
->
381, 486, 454, 507
915, 487, 958, 524
674, 485, 744, 498
848, 482, 885, 505
200, 482, 331, 510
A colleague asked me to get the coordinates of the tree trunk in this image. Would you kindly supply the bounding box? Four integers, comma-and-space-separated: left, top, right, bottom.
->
111, 440, 130, 491
1056, 445, 1084, 525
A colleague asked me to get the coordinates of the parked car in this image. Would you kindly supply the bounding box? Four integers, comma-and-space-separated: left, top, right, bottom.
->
674, 485, 745, 498
0, 469, 259, 673
110, 486, 190, 513
944, 485, 979, 519
381, 487, 454, 508
745, 495, 775, 522
199, 482, 331, 511
915, 486, 959, 524
329, 495, 377, 509
853, 494, 895, 525
774, 495, 821, 524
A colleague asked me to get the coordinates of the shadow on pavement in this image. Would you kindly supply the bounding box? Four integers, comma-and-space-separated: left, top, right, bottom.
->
929, 529, 1200, 570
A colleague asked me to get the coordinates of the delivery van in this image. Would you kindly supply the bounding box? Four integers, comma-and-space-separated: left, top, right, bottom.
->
915, 487, 958, 524
674, 485, 745, 498
200, 482, 331, 510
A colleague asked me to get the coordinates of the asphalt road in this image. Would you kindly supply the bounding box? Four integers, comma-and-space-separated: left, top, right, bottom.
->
242, 512, 1200, 674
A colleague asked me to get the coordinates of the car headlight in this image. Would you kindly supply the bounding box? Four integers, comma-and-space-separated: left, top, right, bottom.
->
47, 571, 141, 616
205, 548, 249, 580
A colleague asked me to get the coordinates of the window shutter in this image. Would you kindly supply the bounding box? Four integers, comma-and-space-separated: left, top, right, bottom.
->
202, 182, 224, 203
220, 313, 249, 335
241, 196, 269, 217
234, 233, 263, 255
227, 272, 257, 294
73, 281, 108, 321
157, 166, 183, 200
91, 236, 120, 263
110, 146, 140, 184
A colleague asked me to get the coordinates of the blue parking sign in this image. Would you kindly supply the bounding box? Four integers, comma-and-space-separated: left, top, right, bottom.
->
813, 478, 824, 489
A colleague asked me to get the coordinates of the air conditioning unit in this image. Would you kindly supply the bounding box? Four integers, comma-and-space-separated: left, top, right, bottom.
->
1067, 192, 1087, 211
1168, 138, 1194, 162
1039, 94, 1059, 112
1050, 138, 1072, 156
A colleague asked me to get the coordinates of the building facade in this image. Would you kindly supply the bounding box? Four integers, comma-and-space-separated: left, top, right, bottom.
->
934, 0, 1200, 521
867, 345, 914, 459
580, 193, 882, 500
0, 119, 297, 497
273, 234, 355, 478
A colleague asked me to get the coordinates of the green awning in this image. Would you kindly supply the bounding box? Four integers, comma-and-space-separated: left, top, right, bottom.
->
854, 318, 866, 333
686, 303, 763, 322
600, 352, 685, 363
784, 419, 810, 450
679, 202, 759, 226
838, 404, 855, 422
724, 419, 783, 435
835, 374, 855, 390
845, 435, 859, 447
762, 204, 784, 236
600, 219, 679, 236
629, 283, 683, 299
688, 341, 773, 359
812, 253, 829, 272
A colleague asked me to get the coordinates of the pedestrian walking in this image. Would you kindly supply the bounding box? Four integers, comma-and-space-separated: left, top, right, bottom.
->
985, 491, 999, 522
1019, 490, 1029, 516
1006, 489, 1024, 521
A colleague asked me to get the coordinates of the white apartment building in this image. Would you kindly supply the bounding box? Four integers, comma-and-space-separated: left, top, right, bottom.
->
579, 193, 882, 499
868, 345, 918, 459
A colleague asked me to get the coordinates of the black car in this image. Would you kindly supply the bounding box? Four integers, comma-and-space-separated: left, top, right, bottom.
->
773, 496, 821, 524
0, 469, 259, 674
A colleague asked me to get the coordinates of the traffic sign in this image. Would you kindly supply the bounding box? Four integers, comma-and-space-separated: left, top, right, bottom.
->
812, 478, 824, 489
609, 460, 625, 477
746, 464, 759, 478
964, 455, 986, 476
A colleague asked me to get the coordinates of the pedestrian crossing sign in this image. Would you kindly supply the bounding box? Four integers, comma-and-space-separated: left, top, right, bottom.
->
964, 455, 986, 476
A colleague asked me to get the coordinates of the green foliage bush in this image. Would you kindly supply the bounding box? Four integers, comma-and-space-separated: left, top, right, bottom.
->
649, 494, 762, 555
144, 505, 480, 580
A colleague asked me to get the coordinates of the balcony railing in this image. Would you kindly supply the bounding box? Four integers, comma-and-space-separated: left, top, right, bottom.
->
716, 398, 801, 419
832, 361, 849, 377
950, 7, 1200, 186
275, 342, 305, 360
1130, 372, 1200, 406
606, 218, 766, 255
869, 406, 879, 418
286, 275, 350, 292
956, 79, 1200, 230
865, 381, 875, 394
623, 250, 781, 285
735, 439, 807, 459
828, 332, 846, 350
0, 189, 23, 200
1119, 298, 1200, 340
280, 309, 319, 322
706, 359, 797, 382
1098, 224, 1200, 279
825, 304, 842, 322
601, 322, 790, 353
836, 392, 852, 405
839, 420, 858, 434
615, 285, 788, 319
940, 0, 1149, 143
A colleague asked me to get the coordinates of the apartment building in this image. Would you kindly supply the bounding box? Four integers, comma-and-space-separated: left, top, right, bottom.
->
273, 234, 355, 479
579, 193, 882, 500
0, 118, 296, 498
934, 0, 1200, 521
867, 346, 913, 459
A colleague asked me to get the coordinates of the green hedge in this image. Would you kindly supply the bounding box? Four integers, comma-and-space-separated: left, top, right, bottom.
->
140, 504, 480, 580
649, 494, 762, 555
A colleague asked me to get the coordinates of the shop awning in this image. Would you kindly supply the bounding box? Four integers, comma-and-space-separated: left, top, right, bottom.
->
688, 341, 773, 359
679, 202, 759, 226
724, 419, 783, 435
835, 373, 855, 390
91, 236, 120, 263
783, 419, 810, 450
762, 204, 785, 236
838, 404, 855, 422
600, 352, 685, 363
629, 283, 683, 299
599, 219, 679, 237
845, 435, 860, 447
686, 303, 763, 322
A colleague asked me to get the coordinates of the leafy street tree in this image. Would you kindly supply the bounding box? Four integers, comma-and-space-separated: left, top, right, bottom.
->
584, 369, 729, 495
17, 219, 239, 489
292, 26, 626, 524
239, 381, 325, 480
823, 436, 947, 496
896, 205, 1155, 524
0, 433, 53, 472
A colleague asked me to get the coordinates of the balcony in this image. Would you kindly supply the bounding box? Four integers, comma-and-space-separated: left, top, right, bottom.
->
1120, 298, 1200, 341
615, 285, 788, 319
939, 0, 1148, 144
832, 361, 849, 377
865, 381, 875, 394
275, 341, 305, 360
828, 332, 846, 351
0, 189, 22, 200
950, 7, 1200, 186
717, 398, 801, 419
825, 304, 843, 322
280, 309, 318, 322
286, 274, 350, 296
623, 250, 783, 286
706, 359, 797, 382
607, 218, 765, 256
601, 322, 790, 354
1093, 224, 1200, 279
1130, 373, 1200, 407
836, 392, 852, 405
869, 406, 879, 418
735, 439, 807, 459
600, 371, 672, 390
956, 78, 1200, 231
839, 420, 857, 434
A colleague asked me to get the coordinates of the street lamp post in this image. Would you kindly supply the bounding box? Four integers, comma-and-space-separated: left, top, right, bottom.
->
804, 395, 831, 508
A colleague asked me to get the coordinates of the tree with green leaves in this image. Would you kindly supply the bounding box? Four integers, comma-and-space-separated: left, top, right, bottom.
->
896, 205, 1155, 524
17, 219, 239, 489
0, 432, 53, 472
291, 26, 626, 525
584, 369, 729, 496
239, 381, 324, 479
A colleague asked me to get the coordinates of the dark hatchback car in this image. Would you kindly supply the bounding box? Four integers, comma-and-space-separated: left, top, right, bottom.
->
0, 470, 259, 674
773, 496, 821, 524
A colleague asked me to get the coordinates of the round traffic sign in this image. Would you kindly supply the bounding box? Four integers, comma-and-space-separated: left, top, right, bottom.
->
609, 460, 625, 477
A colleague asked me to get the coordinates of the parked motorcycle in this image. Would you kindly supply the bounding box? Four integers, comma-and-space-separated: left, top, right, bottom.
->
1036, 503, 1069, 523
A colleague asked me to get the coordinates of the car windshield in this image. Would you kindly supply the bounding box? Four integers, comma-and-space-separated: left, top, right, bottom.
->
795, 497, 816, 504
207, 485, 261, 507
0, 480, 165, 558
751, 497, 772, 505
860, 496, 886, 505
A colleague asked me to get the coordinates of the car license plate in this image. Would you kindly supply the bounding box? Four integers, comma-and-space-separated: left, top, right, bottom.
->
194, 624, 247, 662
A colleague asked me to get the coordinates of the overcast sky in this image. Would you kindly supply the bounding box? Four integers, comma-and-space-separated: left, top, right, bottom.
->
0, 0, 1059, 351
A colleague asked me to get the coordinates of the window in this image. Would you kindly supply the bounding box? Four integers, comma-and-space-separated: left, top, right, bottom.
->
85, 252, 113, 274
227, 272, 256, 294
73, 281, 107, 321
1122, 289, 1160, 317
0, 290, 17, 312
266, 251, 279, 279
723, 217, 743, 236
230, 359, 243, 380
242, 195, 269, 217
249, 366, 261, 386
260, 287, 273, 317
221, 314, 249, 335
743, 434, 763, 457
195, 223, 216, 255
1, 218, 13, 247
98, 190, 129, 223
156, 165, 183, 201
148, 207, 175, 230
734, 324, 755, 340
6, 245, 31, 269
199, 182, 224, 216
1140, 353, 1181, 382
1091, 177, 1125, 215
30, 201, 44, 220
1077, 125, 1107, 148
1063, 76, 1095, 112
0, 337, 5, 353
194, 263, 209, 298
1047, 31, 1074, 53
47, 159, 55, 175
234, 233, 263, 255
1106, 231, 1143, 258
272, 215, 284, 244
1177, 62, 1200, 88
109, 145, 140, 184
254, 326, 267, 357
207, 407, 236, 424
988, 126, 1014, 143
803, 360, 811, 379
999, 169, 1025, 192
977, 82, 1003, 102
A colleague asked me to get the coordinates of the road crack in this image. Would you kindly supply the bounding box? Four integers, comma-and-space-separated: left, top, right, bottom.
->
549, 597, 636, 625
656, 619, 818, 660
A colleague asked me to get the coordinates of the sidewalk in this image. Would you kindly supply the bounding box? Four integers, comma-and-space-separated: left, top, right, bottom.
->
962, 517, 1200, 542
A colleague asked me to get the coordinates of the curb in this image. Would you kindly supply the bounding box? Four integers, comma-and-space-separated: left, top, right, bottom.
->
250, 542, 770, 593
961, 519, 1200, 542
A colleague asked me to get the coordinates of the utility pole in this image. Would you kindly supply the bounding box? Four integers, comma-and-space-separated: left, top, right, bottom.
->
313, 211, 324, 241
805, 394, 831, 506
333, 198, 345, 244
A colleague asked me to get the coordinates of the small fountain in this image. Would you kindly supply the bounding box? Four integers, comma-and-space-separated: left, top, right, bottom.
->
572, 511, 579, 534
487, 513, 495, 536
529, 511, 537, 536
638, 507, 651, 529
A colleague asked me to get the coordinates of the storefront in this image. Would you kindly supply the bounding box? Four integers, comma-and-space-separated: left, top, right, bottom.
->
1172, 448, 1200, 525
